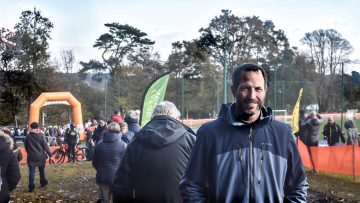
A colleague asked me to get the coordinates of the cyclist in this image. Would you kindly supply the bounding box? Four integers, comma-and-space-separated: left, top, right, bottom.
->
65, 124, 79, 163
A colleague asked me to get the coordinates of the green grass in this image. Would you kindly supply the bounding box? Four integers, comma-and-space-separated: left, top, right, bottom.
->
10, 158, 360, 202
11, 162, 98, 203
306, 170, 360, 202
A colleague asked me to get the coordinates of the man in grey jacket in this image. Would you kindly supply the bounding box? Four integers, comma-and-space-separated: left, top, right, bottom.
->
180, 63, 308, 202
301, 111, 323, 146
25, 122, 53, 192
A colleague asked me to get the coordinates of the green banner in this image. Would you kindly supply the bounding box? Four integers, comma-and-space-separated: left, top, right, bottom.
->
140, 73, 170, 127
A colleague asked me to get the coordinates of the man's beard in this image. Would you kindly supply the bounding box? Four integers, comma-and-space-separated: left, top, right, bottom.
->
236, 98, 263, 118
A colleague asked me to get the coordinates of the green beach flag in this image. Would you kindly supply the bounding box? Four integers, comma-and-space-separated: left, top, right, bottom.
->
140, 73, 170, 127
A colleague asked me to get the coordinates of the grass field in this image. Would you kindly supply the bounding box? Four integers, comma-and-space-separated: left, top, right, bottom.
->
307, 170, 360, 202
9, 161, 360, 202
11, 162, 98, 202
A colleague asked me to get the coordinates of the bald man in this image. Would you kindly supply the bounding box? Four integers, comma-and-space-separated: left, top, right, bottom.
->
322, 116, 345, 146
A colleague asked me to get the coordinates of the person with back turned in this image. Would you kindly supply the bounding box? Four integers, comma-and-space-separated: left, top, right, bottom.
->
180, 63, 308, 202
112, 101, 196, 203
25, 122, 53, 192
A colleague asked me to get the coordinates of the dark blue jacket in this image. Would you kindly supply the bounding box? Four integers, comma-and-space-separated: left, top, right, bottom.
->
113, 115, 196, 203
121, 131, 134, 144
125, 115, 141, 134
92, 132, 127, 184
180, 103, 308, 203
128, 123, 141, 134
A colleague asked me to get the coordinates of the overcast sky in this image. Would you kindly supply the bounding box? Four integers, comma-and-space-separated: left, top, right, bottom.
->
1, 0, 359, 72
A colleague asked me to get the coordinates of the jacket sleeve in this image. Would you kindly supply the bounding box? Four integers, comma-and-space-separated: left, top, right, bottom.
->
7, 154, 21, 191
42, 135, 53, 157
112, 143, 135, 203
283, 134, 309, 203
179, 127, 210, 203
92, 146, 98, 169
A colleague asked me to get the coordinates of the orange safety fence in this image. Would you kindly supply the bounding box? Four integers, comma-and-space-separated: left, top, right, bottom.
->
19, 146, 65, 165
182, 119, 214, 127
297, 139, 360, 176
296, 139, 313, 169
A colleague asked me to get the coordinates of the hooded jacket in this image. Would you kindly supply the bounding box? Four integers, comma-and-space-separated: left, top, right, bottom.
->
301, 116, 322, 146
0, 132, 21, 203
92, 131, 127, 184
25, 129, 53, 167
125, 115, 141, 134
112, 115, 196, 203
180, 103, 308, 203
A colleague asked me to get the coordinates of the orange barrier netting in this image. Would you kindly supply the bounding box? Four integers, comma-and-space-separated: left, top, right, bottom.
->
19, 138, 359, 177
19, 146, 70, 165
297, 139, 360, 176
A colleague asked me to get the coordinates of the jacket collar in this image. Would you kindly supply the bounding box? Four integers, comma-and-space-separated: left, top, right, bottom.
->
219, 102, 273, 127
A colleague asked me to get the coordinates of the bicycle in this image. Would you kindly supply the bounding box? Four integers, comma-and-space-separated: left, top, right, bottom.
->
50, 143, 86, 164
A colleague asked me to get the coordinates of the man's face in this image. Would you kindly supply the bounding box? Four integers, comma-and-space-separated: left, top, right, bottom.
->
231, 70, 267, 122
328, 117, 334, 124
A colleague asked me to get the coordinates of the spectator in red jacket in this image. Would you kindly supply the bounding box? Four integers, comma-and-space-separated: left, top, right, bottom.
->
111, 110, 123, 123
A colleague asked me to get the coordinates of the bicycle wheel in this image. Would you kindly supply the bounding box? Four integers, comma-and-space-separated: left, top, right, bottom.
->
52, 149, 65, 164
75, 147, 86, 161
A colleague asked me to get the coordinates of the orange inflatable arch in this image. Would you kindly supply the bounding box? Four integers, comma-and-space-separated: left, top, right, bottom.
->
28, 92, 85, 140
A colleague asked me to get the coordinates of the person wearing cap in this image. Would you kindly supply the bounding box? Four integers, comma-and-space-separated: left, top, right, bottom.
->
25, 122, 53, 192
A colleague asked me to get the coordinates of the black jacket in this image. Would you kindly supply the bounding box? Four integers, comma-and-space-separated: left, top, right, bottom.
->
65, 128, 79, 145
25, 129, 53, 167
322, 123, 345, 146
0, 132, 21, 203
112, 115, 196, 203
93, 125, 106, 144
92, 132, 127, 185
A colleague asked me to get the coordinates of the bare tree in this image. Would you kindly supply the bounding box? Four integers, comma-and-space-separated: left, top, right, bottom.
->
301, 29, 353, 112
61, 49, 75, 73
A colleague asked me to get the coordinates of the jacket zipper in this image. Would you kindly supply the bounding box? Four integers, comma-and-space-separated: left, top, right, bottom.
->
249, 128, 254, 200
257, 148, 264, 184
238, 148, 243, 182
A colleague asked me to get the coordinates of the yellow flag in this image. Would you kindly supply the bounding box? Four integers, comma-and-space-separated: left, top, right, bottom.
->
291, 88, 303, 134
